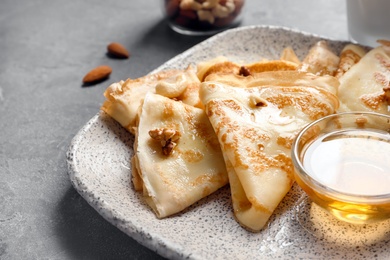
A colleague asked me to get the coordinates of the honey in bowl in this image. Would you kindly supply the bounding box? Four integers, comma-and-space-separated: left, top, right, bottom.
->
292, 112, 390, 224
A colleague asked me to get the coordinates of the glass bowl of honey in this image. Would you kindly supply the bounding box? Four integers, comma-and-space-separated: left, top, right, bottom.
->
292, 112, 390, 224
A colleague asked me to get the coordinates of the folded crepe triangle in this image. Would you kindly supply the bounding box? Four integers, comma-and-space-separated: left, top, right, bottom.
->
101, 65, 202, 135
199, 72, 339, 231
338, 41, 390, 113
132, 92, 228, 218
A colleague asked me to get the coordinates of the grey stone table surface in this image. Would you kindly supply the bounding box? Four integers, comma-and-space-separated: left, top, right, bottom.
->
0, 0, 347, 259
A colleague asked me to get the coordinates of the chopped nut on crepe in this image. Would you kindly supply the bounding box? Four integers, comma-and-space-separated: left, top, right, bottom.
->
132, 92, 228, 218
338, 40, 390, 113
199, 71, 339, 232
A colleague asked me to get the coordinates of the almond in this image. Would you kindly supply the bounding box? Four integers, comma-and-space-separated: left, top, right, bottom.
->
82, 65, 112, 83
107, 42, 130, 59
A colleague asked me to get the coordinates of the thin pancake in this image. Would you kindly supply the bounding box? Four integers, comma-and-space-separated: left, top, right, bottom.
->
101, 66, 201, 134
204, 71, 339, 96
199, 72, 338, 231
197, 57, 299, 82
298, 40, 340, 76
133, 92, 228, 218
338, 42, 390, 113
334, 44, 367, 78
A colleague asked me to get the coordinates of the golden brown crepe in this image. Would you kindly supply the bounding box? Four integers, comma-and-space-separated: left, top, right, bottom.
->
337, 41, 390, 113
101, 65, 202, 134
133, 92, 228, 218
334, 44, 367, 78
199, 72, 339, 231
244, 60, 298, 74
204, 71, 339, 96
298, 40, 340, 76
196, 56, 238, 82
101, 70, 179, 134
197, 56, 299, 82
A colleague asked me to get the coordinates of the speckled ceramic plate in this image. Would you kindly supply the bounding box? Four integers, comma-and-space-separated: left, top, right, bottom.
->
67, 26, 390, 259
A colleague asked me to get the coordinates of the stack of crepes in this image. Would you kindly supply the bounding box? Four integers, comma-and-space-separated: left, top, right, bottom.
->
101, 40, 390, 232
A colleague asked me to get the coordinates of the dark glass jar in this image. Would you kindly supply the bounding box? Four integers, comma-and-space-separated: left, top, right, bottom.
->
163, 0, 245, 36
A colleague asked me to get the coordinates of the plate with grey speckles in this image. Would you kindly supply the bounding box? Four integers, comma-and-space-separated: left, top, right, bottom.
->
67, 26, 390, 260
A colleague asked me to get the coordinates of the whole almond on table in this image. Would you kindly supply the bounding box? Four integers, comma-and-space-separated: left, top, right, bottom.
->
82, 65, 112, 84
107, 42, 130, 58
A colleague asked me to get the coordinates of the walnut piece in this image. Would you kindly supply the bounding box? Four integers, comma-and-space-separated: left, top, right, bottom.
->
355, 116, 368, 128
239, 66, 251, 77
168, 0, 240, 26
180, 0, 202, 10
249, 95, 268, 108
149, 128, 181, 155
383, 87, 390, 105
197, 10, 215, 23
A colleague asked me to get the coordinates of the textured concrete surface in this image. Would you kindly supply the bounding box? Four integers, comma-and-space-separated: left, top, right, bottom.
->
0, 0, 347, 259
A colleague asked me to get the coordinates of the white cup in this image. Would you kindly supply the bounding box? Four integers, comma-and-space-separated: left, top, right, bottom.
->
346, 0, 390, 47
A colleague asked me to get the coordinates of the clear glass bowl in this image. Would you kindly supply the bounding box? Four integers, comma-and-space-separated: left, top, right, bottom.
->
163, 0, 245, 36
292, 112, 390, 224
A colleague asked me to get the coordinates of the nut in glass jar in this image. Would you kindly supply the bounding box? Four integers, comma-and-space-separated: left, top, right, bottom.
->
163, 0, 245, 36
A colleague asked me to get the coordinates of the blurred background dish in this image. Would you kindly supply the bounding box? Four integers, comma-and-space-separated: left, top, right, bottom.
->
163, 0, 245, 35
346, 0, 390, 47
